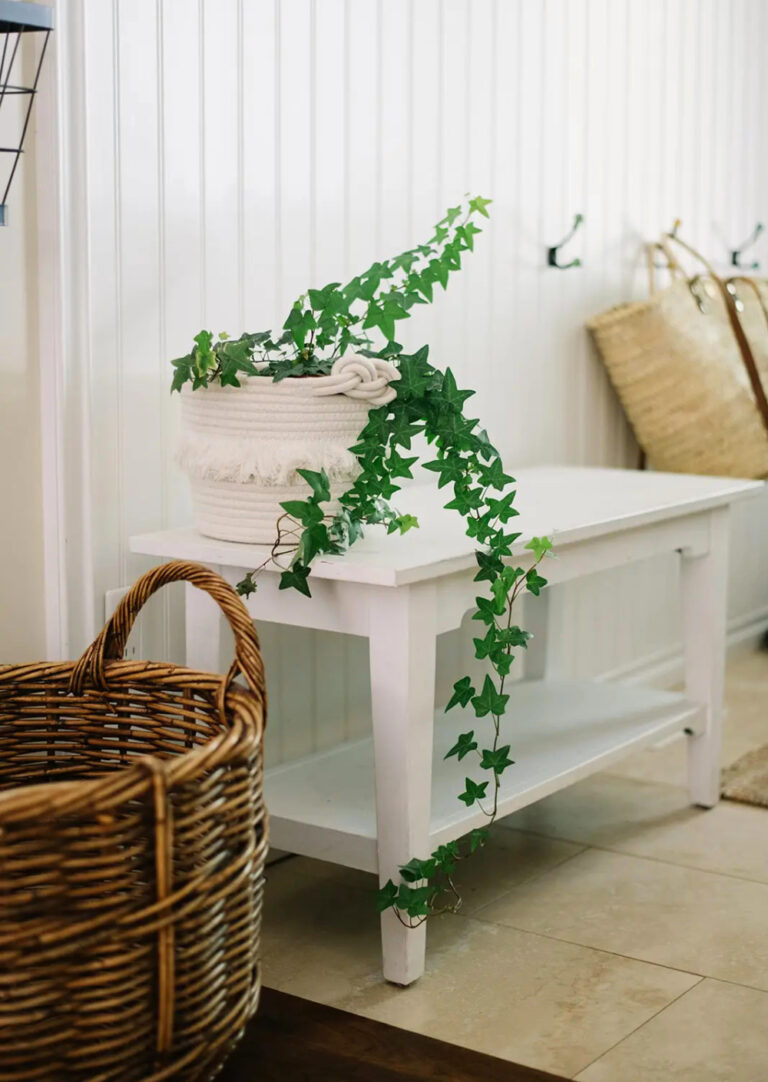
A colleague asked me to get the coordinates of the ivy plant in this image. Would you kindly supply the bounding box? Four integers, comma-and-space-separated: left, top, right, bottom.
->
170, 195, 493, 390
171, 195, 553, 923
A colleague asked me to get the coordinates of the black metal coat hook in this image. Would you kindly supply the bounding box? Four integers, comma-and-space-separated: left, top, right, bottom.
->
547, 213, 584, 269
731, 222, 763, 269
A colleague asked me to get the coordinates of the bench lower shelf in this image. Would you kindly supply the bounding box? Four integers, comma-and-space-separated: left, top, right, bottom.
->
265, 679, 703, 873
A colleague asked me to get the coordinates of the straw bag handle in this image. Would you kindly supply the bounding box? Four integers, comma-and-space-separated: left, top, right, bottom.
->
646, 240, 686, 296
659, 232, 768, 439
69, 561, 266, 709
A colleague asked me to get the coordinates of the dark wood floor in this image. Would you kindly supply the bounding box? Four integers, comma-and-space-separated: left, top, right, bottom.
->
219, 987, 569, 1082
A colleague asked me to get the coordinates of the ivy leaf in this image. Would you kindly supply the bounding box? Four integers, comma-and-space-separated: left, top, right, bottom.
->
396, 883, 432, 918
377, 879, 398, 912
479, 458, 515, 491
235, 575, 257, 598
525, 569, 548, 596
471, 674, 509, 719
468, 827, 489, 853
472, 626, 497, 661
218, 358, 242, 388
494, 531, 523, 556
472, 596, 499, 626
498, 625, 531, 648
387, 513, 419, 535
458, 777, 489, 807
491, 577, 510, 613
279, 499, 324, 527
494, 653, 514, 677
524, 535, 554, 562
446, 675, 475, 711
480, 745, 514, 774
468, 194, 493, 218
399, 857, 436, 883
389, 413, 424, 448
443, 204, 463, 226
423, 455, 464, 489
486, 490, 519, 523
433, 841, 460, 874
456, 220, 483, 250
296, 467, 332, 503
410, 271, 434, 303
279, 563, 312, 597
444, 485, 484, 513
170, 354, 193, 392
396, 354, 431, 399
441, 368, 476, 411
283, 305, 317, 348
300, 522, 330, 564
474, 428, 498, 461
445, 731, 478, 762
387, 450, 419, 480
474, 549, 504, 583
429, 257, 449, 289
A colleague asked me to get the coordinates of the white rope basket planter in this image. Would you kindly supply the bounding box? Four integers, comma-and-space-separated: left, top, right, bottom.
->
178, 355, 399, 544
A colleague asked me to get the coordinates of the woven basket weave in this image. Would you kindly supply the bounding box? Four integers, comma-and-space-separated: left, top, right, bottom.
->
0, 561, 268, 1082
587, 237, 768, 479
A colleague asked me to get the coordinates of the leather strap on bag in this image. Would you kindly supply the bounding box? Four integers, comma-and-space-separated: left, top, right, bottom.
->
659, 232, 768, 440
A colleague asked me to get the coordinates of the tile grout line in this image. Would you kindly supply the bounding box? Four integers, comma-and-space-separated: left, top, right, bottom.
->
468, 907, 768, 997
568, 976, 706, 1080
466, 908, 709, 983
461, 842, 591, 916
494, 824, 768, 888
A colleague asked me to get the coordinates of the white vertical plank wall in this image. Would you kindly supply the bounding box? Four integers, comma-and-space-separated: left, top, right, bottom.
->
46, 0, 768, 765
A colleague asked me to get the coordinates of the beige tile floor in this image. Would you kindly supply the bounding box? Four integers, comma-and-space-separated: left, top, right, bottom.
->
261, 645, 768, 1080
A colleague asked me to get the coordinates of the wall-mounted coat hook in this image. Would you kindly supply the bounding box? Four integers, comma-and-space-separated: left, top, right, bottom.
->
547, 213, 584, 269
652, 219, 683, 266
731, 222, 763, 269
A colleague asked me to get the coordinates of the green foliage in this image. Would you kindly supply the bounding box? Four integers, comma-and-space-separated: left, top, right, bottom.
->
234, 339, 553, 927
446, 731, 478, 761
176, 196, 554, 929
169, 196, 492, 393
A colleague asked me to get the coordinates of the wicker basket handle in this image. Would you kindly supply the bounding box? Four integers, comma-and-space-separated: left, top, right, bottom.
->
660, 231, 768, 439
69, 561, 266, 709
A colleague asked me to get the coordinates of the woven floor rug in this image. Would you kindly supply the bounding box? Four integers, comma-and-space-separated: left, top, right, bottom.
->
722, 745, 768, 808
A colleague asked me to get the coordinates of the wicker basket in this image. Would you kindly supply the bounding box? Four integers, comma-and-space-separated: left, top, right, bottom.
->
0, 562, 268, 1082
587, 235, 768, 479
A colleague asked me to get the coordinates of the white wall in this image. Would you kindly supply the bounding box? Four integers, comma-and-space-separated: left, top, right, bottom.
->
0, 35, 46, 664
43, 0, 768, 763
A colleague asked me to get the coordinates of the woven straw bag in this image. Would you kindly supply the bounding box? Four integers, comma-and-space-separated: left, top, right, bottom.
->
587, 234, 768, 478
0, 562, 268, 1082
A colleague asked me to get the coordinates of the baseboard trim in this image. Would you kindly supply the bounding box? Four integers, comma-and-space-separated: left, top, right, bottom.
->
597, 607, 768, 689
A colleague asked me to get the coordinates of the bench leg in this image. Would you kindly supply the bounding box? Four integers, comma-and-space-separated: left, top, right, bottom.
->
368, 582, 437, 986
523, 583, 565, 680
682, 508, 730, 808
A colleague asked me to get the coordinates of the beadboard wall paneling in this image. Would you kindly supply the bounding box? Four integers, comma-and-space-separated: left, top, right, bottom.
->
45, 0, 768, 765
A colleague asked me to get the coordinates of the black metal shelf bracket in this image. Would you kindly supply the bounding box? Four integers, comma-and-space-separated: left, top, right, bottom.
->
0, 0, 54, 228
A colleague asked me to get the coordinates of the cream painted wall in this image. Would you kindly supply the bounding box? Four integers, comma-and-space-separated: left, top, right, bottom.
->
0, 38, 46, 664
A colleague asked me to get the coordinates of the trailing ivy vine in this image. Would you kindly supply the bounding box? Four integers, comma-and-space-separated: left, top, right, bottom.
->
234, 345, 552, 923
170, 195, 493, 392
171, 195, 553, 923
